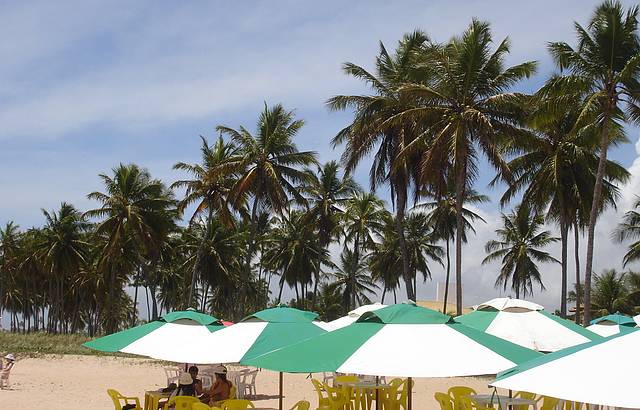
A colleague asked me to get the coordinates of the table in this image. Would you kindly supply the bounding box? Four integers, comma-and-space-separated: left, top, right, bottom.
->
470, 394, 538, 410
144, 390, 171, 410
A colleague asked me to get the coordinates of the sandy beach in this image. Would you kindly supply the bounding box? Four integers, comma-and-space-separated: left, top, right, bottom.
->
1, 354, 502, 409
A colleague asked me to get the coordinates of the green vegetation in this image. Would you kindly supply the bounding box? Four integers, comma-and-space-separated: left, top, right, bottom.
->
0, 331, 105, 356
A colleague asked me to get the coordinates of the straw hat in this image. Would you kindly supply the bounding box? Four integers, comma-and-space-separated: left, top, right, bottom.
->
178, 372, 192, 385
4, 353, 15, 361
212, 364, 227, 374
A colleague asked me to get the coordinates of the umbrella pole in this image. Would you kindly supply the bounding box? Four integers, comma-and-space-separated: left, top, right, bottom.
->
408, 377, 412, 410
375, 376, 379, 410
279, 371, 283, 410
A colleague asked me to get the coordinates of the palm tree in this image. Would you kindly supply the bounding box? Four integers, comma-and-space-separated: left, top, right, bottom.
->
614, 196, 640, 267
328, 249, 379, 312
217, 103, 317, 317
301, 161, 360, 306
483, 204, 560, 298
415, 185, 488, 312
85, 164, 176, 331
501, 101, 629, 316
397, 20, 537, 314
172, 136, 242, 306
0, 222, 21, 320
341, 192, 389, 308
544, 1, 640, 324
591, 269, 631, 316
37, 203, 89, 332
328, 31, 430, 301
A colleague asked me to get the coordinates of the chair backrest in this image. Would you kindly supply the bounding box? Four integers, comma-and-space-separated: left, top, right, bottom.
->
457, 396, 476, 410
229, 384, 237, 400
246, 370, 258, 384
107, 389, 123, 409
290, 400, 311, 410
192, 403, 213, 410
335, 375, 359, 384
448, 386, 477, 410
515, 392, 537, 400
221, 399, 255, 410
201, 375, 213, 390
435, 392, 454, 410
311, 378, 327, 402
164, 396, 200, 410
540, 396, 560, 410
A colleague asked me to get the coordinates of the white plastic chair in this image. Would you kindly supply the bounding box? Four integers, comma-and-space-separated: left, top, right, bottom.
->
200, 374, 213, 390
243, 369, 258, 397
164, 366, 180, 386
322, 372, 336, 386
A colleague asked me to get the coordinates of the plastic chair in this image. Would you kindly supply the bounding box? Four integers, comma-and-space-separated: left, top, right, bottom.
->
107, 389, 142, 410
163, 396, 200, 410
514, 392, 538, 410
324, 382, 350, 410
193, 404, 215, 410
448, 387, 477, 410
220, 399, 256, 410
540, 396, 560, 410
290, 400, 311, 410
335, 375, 359, 408
435, 392, 454, 410
243, 370, 259, 397
322, 372, 336, 386
165, 367, 181, 386
378, 378, 403, 410
201, 374, 213, 390
311, 378, 332, 409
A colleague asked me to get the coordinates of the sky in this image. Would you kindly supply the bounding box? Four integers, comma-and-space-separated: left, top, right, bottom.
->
2, 0, 640, 320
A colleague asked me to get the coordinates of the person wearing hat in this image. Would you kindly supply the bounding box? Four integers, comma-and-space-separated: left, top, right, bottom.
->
207, 364, 233, 407
0, 354, 15, 389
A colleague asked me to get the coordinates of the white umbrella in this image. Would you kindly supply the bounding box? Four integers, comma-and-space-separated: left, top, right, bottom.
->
634, 314, 640, 326
585, 313, 636, 337
491, 329, 640, 408
318, 303, 387, 331
456, 297, 601, 351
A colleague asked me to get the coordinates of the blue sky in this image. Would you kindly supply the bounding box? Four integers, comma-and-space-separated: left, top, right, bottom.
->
2, 0, 640, 315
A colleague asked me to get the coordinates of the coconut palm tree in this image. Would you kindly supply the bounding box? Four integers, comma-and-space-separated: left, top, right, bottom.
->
483, 204, 560, 299
500, 101, 629, 316
328, 249, 379, 312
85, 164, 176, 331
216, 103, 317, 316
591, 269, 631, 316
544, 1, 640, 324
172, 136, 243, 306
37, 203, 89, 332
614, 196, 640, 267
397, 20, 537, 314
301, 161, 360, 306
328, 31, 430, 301
415, 184, 488, 312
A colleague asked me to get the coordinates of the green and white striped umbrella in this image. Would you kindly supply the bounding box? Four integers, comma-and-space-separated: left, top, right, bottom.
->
172, 306, 327, 365
83, 309, 225, 362
243, 303, 541, 377
586, 312, 637, 337
491, 328, 640, 408
455, 298, 601, 352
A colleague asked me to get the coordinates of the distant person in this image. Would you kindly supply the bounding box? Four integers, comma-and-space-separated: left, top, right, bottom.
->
0, 353, 16, 389
208, 364, 232, 407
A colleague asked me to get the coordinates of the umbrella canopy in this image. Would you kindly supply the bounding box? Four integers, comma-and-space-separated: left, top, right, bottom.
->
317, 303, 387, 331
491, 328, 640, 408
635, 314, 640, 326
242, 303, 541, 377
455, 297, 601, 352
586, 312, 636, 337
160, 306, 326, 364
83, 310, 225, 359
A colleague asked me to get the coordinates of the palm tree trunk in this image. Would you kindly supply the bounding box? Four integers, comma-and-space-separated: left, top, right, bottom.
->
574, 222, 581, 324
311, 267, 320, 310
277, 276, 285, 304
132, 269, 140, 326
351, 233, 360, 311
443, 238, 451, 314
454, 158, 467, 316
393, 288, 397, 304
381, 288, 386, 304
584, 108, 611, 325
560, 222, 568, 318
188, 208, 214, 308
241, 198, 260, 318
395, 188, 415, 301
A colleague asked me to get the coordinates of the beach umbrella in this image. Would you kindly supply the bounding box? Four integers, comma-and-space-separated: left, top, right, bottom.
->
585, 312, 636, 337
634, 314, 640, 326
83, 309, 225, 360
316, 303, 387, 331
491, 328, 640, 408
243, 303, 540, 410
455, 297, 601, 352
243, 303, 540, 376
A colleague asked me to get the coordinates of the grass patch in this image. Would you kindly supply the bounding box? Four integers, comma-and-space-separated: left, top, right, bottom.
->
0, 331, 119, 357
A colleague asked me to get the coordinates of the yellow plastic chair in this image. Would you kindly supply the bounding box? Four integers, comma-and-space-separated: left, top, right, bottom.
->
448, 387, 477, 410
311, 378, 332, 409
378, 378, 403, 410
459, 395, 494, 410
513, 392, 538, 410
220, 399, 256, 410
290, 400, 311, 410
107, 389, 142, 410
540, 396, 560, 410
435, 392, 454, 410
163, 396, 201, 410
335, 375, 359, 409
229, 385, 237, 399
193, 404, 217, 410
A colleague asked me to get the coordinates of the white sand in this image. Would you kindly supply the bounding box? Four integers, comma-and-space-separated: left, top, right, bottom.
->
1, 355, 503, 409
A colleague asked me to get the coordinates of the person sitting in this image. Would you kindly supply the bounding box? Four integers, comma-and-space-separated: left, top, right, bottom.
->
0, 354, 15, 389
208, 364, 232, 407
188, 365, 204, 397
172, 372, 197, 397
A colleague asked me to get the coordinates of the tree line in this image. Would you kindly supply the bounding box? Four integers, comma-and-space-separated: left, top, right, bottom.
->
2, 1, 640, 335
